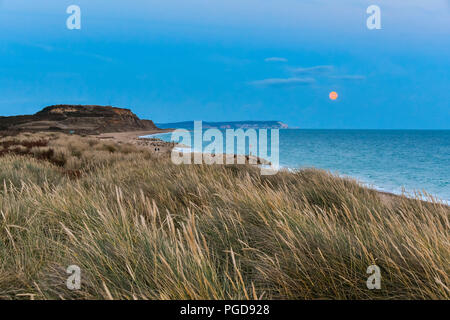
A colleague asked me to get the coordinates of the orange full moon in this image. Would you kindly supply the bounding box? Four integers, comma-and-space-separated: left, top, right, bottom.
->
329, 91, 338, 100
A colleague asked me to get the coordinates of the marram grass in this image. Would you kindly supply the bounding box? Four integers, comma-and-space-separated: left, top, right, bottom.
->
0, 133, 448, 300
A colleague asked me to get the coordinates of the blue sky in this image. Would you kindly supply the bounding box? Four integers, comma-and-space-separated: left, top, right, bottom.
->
0, 0, 449, 128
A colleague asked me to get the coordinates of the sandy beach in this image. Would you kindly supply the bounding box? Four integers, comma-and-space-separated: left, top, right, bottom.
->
94, 129, 175, 155
94, 129, 273, 166
95, 129, 173, 142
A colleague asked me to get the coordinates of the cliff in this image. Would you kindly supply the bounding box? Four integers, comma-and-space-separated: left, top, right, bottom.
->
0, 105, 159, 134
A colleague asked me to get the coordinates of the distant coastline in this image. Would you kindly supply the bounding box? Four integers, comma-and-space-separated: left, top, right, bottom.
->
156, 120, 289, 130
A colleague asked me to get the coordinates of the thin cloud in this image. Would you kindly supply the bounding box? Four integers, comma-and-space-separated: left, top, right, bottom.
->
265, 57, 288, 63
249, 77, 315, 87
18, 42, 114, 63
20, 42, 56, 52
290, 65, 365, 81
329, 75, 366, 80
290, 65, 334, 74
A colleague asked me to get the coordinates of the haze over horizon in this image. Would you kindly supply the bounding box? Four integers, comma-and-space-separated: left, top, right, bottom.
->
0, 0, 449, 129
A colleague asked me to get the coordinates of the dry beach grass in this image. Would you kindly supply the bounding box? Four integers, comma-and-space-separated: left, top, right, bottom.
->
0, 132, 448, 299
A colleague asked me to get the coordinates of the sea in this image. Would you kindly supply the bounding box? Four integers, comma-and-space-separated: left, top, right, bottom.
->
145, 130, 450, 202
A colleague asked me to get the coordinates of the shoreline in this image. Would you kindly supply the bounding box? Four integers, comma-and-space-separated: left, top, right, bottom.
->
94, 128, 174, 142
277, 165, 450, 204
93, 130, 448, 205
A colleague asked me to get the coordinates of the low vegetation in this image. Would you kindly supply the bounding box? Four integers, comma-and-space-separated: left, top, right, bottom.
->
0, 132, 448, 299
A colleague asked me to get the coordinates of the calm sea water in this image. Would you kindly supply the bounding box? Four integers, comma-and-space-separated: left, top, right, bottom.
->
147, 130, 450, 201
